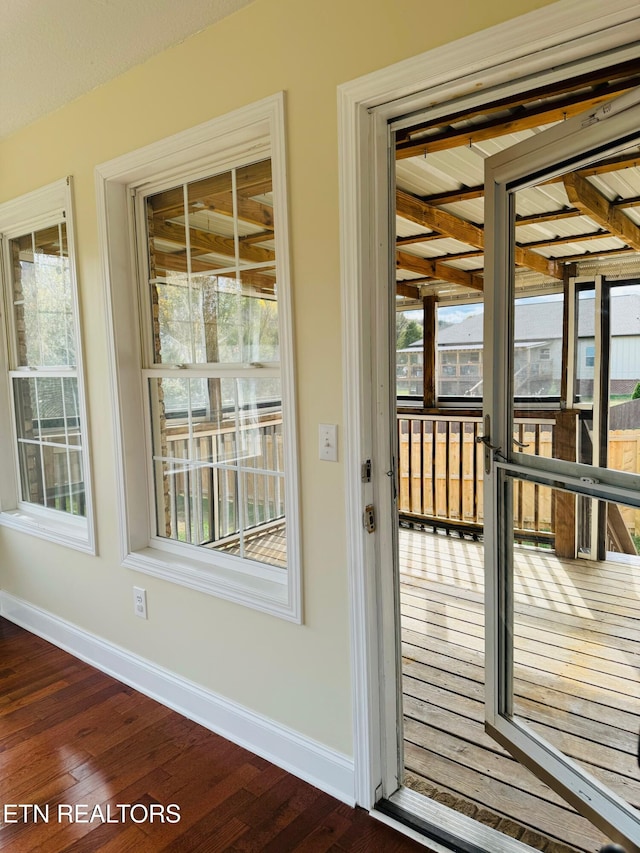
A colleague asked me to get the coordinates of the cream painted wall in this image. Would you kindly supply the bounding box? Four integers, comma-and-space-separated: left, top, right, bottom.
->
0, 0, 555, 754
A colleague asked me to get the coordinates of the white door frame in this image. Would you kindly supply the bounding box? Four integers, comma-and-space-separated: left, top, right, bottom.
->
338, 0, 640, 811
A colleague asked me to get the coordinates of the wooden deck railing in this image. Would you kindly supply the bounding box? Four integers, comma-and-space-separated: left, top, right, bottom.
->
398, 409, 640, 550
164, 414, 284, 546
397, 410, 556, 542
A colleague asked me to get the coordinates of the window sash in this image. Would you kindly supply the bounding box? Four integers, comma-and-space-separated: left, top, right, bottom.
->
0, 178, 94, 551
136, 155, 288, 572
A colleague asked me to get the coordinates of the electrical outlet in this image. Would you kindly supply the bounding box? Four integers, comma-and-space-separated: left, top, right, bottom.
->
133, 586, 147, 619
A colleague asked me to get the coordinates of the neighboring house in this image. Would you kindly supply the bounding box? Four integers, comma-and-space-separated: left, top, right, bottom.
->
398, 293, 640, 398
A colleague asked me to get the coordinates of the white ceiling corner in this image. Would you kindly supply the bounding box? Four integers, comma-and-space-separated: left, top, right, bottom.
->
0, 0, 257, 140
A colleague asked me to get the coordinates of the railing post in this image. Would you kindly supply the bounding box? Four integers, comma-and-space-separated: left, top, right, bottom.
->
423, 295, 437, 408
554, 410, 578, 558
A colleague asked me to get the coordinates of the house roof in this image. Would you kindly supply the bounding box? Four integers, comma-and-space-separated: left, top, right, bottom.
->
402, 292, 640, 347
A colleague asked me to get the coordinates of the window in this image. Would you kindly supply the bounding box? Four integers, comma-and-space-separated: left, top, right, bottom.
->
0, 178, 94, 551
142, 166, 285, 564
97, 95, 301, 621
585, 345, 595, 367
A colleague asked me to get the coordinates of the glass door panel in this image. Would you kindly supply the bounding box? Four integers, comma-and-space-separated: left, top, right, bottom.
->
509, 482, 640, 813
609, 282, 640, 476
485, 91, 640, 849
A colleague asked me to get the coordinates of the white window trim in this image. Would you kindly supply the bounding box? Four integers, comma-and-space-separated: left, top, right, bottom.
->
0, 177, 96, 553
95, 93, 302, 622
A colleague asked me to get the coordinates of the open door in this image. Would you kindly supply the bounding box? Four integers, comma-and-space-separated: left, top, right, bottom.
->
484, 91, 640, 850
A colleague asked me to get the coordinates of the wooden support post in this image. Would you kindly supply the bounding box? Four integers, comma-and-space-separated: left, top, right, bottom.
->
596, 283, 612, 562
553, 410, 578, 558
423, 295, 437, 409
559, 265, 576, 406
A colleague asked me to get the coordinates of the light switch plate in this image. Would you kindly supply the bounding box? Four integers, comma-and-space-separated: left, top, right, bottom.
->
319, 423, 338, 461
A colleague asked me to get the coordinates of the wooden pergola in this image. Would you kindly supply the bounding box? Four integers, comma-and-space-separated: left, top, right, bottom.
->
394, 59, 640, 561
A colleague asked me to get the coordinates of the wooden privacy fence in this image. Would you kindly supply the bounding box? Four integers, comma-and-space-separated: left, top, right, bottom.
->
397, 412, 555, 541
398, 413, 640, 541
609, 429, 640, 537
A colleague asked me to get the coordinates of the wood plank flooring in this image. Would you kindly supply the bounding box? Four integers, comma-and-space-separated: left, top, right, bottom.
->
215, 523, 287, 569
400, 527, 640, 853
0, 617, 425, 853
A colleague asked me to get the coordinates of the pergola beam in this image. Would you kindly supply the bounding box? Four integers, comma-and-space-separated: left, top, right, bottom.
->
420, 185, 485, 206
396, 282, 421, 299
150, 160, 272, 214
396, 232, 442, 247
518, 229, 612, 250
396, 249, 483, 291
395, 59, 640, 147
157, 194, 275, 230
412, 154, 640, 209
152, 250, 276, 292
563, 172, 640, 252
153, 220, 275, 264
396, 190, 563, 279
550, 246, 634, 263
399, 231, 614, 255
396, 76, 640, 159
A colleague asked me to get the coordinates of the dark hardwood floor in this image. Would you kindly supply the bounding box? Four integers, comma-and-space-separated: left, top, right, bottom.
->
0, 617, 425, 852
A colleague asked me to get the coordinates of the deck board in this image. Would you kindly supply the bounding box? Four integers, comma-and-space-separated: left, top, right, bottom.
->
400, 527, 640, 852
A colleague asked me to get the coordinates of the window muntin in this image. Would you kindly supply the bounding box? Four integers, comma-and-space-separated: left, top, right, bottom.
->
140, 159, 288, 571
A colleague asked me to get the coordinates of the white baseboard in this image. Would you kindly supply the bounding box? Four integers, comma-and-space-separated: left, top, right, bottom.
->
0, 591, 355, 806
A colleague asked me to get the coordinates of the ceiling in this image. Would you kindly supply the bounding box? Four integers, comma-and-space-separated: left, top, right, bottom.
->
395, 60, 640, 305
0, 0, 257, 140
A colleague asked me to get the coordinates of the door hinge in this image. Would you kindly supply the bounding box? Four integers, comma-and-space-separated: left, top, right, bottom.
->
361, 459, 372, 482
363, 504, 376, 533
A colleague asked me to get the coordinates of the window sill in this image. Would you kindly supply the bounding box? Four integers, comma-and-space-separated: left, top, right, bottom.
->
123, 544, 299, 622
0, 508, 95, 554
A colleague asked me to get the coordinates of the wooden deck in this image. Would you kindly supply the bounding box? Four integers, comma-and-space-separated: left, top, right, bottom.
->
399, 526, 640, 853
215, 521, 287, 568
